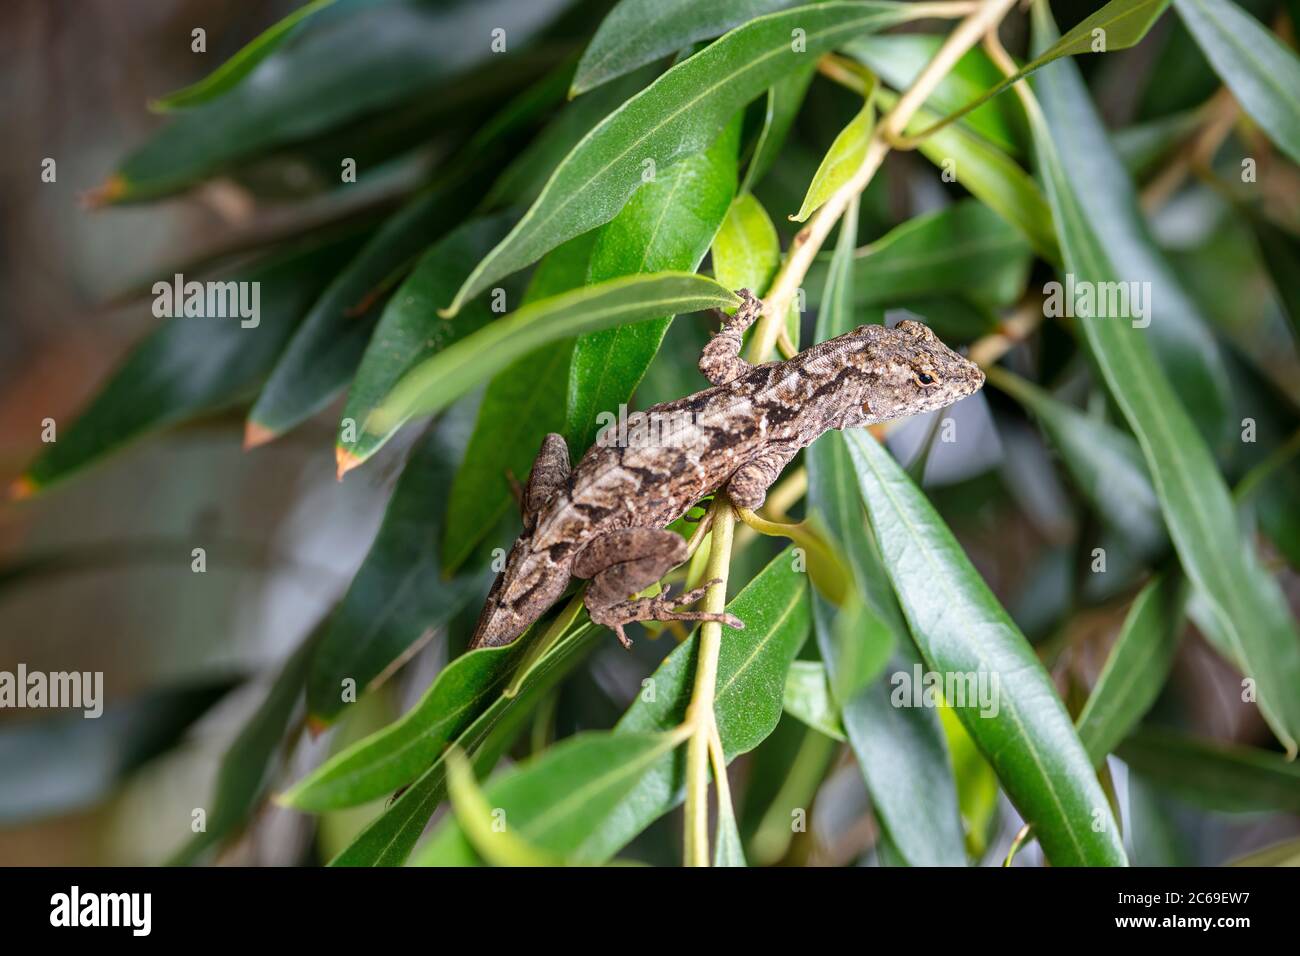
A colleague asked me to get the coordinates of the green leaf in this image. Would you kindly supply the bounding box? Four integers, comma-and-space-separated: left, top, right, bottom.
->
16, 234, 363, 497
845, 430, 1128, 866
713, 776, 748, 867
444, 747, 567, 866
151, 0, 343, 112
1173, 0, 1300, 164
572, 0, 797, 96
806, 211, 966, 866
335, 213, 516, 473
248, 186, 466, 443
441, 1, 948, 315
1027, 9, 1233, 446
875, 88, 1059, 265
712, 192, 781, 295
845, 35, 1026, 155
1029, 2, 1300, 756
782, 661, 847, 741
814, 599, 969, 866
742, 65, 817, 192
283, 639, 529, 811
328, 622, 600, 865
1075, 574, 1185, 766
107, 0, 569, 201
487, 65, 663, 209
1118, 727, 1300, 813
566, 118, 740, 453
988, 368, 1166, 558
171, 629, 320, 863
813, 200, 1031, 310
793, 96, 875, 223
366, 273, 740, 439
416, 546, 810, 864
307, 407, 490, 723
436, 731, 682, 865
442, 233, 597, 575
901, 0, 1172, 144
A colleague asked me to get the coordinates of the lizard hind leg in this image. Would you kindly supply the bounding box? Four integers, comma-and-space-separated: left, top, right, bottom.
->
574, 528, 743, 648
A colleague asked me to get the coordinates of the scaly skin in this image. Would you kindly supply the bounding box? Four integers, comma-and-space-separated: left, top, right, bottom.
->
470, 290, 985, 649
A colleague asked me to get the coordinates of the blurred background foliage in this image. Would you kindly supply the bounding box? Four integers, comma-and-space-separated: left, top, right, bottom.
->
1, 0, 1298, 866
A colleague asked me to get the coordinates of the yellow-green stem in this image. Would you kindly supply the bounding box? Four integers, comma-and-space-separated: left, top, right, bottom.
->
682, 497, 736, 866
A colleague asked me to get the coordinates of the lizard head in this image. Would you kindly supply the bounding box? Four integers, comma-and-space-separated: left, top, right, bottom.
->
833, 319, 985, 427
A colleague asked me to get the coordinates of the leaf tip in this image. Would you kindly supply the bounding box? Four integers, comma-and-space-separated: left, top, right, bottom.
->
335, 446, 363, 481
79, 174, 127, 210
7, 475, 37, 502
305, 713, 330, 738
243, 420, 277, 451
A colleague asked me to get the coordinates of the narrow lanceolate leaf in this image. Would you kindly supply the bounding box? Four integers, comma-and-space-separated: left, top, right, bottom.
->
171, 628, 320, 863
839, 200, 1031, 310
792, 95, 874, 222
415, 547, 811, 865
902, 0, 1172, 143
742, 64, 817, 192
437, 731, 682, 865
1118, 728, 1300, 813
713, 778, 748, 867
441, 2, 944, 316
874, 88, 1058, 265
846, 431, 1128, 866
248, 187, 466, 444
329, 623, 600, 865
335, 213, 515, 473
806, 210, 966, 865
442, 233, 597, 576
712, 192, 781, 297
105, 0, 567, 201
1075, 574, 1185, 766
566, 118, 740, 453
988, 368, 1165, 558
572, 0, 796, 96
845, 35, 1026, 155
1173, 0, 1300, 164
152, 0, 342, 111
307, 406, 489, 723
367, 274, 739, 438
283, 639, 528, 811
783, 661, 847, 741
1028, 9, 1232, 445
487, 66, 662, 209
444, 748, 566, 867
14, 234, 363, 499
1030, 3, 1300, 756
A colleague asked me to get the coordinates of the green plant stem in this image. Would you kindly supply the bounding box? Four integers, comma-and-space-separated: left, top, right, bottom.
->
748, 0, 1019, 361
682, 496, 736, 866
681, 0, 1021, 866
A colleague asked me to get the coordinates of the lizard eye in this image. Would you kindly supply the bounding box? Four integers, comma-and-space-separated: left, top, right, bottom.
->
914, 371, 937, 387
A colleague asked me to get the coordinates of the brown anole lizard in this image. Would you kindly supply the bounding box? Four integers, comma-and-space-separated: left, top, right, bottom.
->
469, 289, 985, 649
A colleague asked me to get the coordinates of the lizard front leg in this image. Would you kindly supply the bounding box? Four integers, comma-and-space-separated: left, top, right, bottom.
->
698, 288, 763, 386
521, 432, 570, 532
726, 442, 800, 510
573, 528, 743, 648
